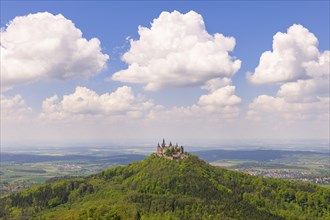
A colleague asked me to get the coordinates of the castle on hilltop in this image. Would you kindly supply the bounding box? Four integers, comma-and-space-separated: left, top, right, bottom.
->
156, 139, 187, 160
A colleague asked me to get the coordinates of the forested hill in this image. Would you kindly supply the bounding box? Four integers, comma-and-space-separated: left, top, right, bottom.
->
1, 154, 329, 220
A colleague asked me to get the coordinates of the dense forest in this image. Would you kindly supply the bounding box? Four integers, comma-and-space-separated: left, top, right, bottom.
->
0, 154, 329, 220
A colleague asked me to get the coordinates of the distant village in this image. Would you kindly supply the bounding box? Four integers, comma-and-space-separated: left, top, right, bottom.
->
156, 139, 187, 160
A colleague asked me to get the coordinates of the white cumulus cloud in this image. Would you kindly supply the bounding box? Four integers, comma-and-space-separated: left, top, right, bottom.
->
111, 10, 241, 91
1, 12, 109, 90
201, 77, 232, 92
248, 95, 329, 121
247, 24, 329, 122
198, 85, 241, 113
247, 24, 320, 84
40, 86, 155, 121
276, 51, 329, 103
1, 94, 32, 122
147, 85, 241, 123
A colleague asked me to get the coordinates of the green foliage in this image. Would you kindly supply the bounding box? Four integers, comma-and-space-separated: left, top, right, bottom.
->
0, 154, 329, 220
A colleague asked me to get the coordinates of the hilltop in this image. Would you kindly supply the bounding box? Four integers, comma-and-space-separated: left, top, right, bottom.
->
1, 150, 329, 219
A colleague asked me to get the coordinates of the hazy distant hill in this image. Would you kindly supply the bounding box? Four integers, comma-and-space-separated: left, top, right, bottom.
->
0, 153, 146, 165
193, 149, 325, 162
1, 153, 329, 220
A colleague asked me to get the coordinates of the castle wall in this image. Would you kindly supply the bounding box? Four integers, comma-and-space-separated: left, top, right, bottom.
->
156, 142, 186, 160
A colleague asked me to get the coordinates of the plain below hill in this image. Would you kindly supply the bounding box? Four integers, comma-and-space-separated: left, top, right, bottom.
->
0, 153, 329, 220
193, 149, 326, 162
0, 153, 146, 165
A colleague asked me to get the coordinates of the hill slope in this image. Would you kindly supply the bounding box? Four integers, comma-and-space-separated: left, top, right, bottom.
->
1, 154, 329, 219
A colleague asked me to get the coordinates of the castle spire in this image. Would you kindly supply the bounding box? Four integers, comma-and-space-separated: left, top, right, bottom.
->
162, 138, 166, 147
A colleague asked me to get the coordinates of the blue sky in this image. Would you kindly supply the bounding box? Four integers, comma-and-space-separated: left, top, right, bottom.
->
1, 1, 329, 146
